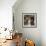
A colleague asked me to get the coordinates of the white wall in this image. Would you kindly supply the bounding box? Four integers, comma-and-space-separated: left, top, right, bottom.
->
0, 0, 16, 30
41, 0, 46, 46
13, 0, 41, 46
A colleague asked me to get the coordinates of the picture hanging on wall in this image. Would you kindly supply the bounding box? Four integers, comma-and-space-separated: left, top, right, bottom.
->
22, 13, 37, 28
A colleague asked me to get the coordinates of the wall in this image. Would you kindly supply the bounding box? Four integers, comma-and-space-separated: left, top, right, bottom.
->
0, 0, 16, 30
13, 0, 41, 46
41, 0, 46, 46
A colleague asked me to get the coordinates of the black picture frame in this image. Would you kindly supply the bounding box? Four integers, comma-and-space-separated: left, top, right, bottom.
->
22, 13, 37, 28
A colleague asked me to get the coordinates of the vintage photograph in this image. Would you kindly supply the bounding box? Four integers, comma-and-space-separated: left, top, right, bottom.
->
22, 13, 37, 28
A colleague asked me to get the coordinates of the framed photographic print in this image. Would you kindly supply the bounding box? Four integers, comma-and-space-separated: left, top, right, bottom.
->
22, 13, 37, 28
